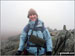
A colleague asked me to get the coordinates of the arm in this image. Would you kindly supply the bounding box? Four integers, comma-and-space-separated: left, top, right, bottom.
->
18, 30, 27, 51
15, 25, 29, 55
18, 24, 29, 51
15, 30, 27, 55
43, 28, 53, 52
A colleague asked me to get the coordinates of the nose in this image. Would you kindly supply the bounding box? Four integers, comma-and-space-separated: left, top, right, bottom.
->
31, 15, 34, 17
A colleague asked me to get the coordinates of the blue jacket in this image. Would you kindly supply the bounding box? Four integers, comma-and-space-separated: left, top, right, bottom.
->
18, 19, 53, 55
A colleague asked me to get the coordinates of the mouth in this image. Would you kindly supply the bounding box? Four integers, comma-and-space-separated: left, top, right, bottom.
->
31, 17, 36, 19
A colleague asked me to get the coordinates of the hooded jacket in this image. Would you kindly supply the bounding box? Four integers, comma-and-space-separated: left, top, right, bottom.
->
18, 19, 53, 55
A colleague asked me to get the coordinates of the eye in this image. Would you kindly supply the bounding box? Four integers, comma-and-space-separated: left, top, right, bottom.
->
34, 15, 36, 17
30, 14, 32, 16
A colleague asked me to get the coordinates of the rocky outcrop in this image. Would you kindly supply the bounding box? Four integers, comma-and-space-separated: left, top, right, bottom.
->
52, 25, 74, 55
1, 35, 20, 55
1, 25, 74, 55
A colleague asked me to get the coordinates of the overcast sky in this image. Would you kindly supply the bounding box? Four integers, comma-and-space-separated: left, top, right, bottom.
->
1, 1, 74, 38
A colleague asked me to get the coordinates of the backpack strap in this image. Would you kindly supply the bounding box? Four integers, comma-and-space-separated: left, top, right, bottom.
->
23, 19, 38, 44
41, 22, 45, 32
33, 22, 45, 33
30, 19, 38, 35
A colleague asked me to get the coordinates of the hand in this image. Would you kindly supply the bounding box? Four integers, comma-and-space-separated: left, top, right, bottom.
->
15, 51, 22, 55
46, 51, 52, 55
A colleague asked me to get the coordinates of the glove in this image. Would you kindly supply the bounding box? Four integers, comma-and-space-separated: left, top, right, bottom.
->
15, 50, 22, 55
46, 51, 52, 55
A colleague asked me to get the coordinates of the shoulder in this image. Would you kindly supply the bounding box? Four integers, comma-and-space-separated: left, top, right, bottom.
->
43, 28, 48, 32
36, 19, 44, 27
38, 19, 44, 24
23, 24, 30, 32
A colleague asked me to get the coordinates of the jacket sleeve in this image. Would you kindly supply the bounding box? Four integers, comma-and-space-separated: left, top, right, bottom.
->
18, 25, 29, 51
18, 30, 27, 51
43, 28, 53, 52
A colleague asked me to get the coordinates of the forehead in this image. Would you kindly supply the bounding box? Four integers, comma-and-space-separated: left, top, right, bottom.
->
29, 14, 37, 16
29, 13, 37, 15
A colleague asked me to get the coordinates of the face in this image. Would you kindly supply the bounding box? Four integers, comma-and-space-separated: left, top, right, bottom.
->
29, 14, 37, 21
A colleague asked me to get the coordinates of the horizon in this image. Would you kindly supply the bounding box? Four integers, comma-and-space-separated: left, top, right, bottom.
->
1, 1, 74, 39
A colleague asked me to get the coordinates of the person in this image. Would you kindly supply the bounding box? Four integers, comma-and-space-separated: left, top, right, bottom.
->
15, 8, 53, 56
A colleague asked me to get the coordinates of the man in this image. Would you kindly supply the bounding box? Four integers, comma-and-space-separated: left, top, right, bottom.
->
15, 8, 53, 56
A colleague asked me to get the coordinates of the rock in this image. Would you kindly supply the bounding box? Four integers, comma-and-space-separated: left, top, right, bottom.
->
1, 35, 20, 55
71, 29, 75, 35
52, 25, 74, 55
63, 25, 67, 31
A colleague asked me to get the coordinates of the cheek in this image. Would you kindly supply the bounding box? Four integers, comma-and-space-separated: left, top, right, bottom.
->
29, 15, 37, 19
29, 16, 32, 19
34, 15, 37, 18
